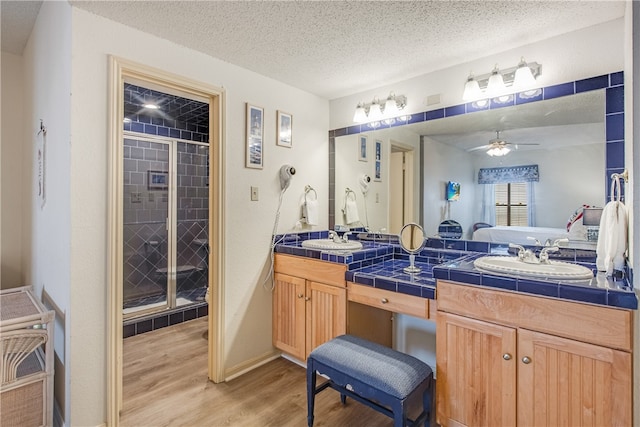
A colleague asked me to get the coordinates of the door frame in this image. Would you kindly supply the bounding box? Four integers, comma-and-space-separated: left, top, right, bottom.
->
107, 56, 226, 425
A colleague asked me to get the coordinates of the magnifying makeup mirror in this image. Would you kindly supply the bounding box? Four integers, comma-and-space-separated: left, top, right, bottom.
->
399, 223, 426, 274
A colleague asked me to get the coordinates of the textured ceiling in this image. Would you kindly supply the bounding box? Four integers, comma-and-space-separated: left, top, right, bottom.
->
2, 1, 625, 100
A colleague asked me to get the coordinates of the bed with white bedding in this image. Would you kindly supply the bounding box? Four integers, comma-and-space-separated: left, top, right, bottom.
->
471, 225, 583, 246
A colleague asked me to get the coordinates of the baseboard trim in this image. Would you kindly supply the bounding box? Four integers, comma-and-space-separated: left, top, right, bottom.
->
224, 350, 281, 381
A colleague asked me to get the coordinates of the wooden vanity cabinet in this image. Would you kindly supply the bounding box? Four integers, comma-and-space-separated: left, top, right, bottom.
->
273, 255, 347, 360
436, 280, 633, 427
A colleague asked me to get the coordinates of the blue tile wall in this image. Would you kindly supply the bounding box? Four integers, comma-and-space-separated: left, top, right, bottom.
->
123, 302, 208, 338
124, 83, 209, 143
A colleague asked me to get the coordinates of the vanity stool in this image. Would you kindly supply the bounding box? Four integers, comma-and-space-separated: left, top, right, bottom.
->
306, 334, 433, 427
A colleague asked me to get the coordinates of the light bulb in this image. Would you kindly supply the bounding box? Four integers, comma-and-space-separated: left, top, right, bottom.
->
368, 100, 383, 121
513, 58, 537, 90
353, 103, 367, 123
462, 75, 481, 101
384, 95, 399, 118
486, 65, 505, 98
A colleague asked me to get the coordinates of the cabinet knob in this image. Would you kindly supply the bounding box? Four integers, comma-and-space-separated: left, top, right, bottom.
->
381, 298, 389, 304
502, 353, 512, 361
297, 293, 304, 299
522, 356, 532, 364
305, 297, 310, 301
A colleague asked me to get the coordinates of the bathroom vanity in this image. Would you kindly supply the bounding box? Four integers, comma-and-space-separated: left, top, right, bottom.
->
272, 233, 636, 426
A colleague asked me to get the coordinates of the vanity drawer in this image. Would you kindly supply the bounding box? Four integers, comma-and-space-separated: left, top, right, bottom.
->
347, 282, 430, 319
274, 254, 346, 287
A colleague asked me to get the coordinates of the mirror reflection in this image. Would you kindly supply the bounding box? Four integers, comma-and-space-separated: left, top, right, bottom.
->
334, 90, 605, 248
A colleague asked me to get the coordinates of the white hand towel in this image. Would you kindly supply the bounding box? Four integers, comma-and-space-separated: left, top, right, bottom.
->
596, 200, 628, 275
345, 198, 359, 224
304, 199, 319, 226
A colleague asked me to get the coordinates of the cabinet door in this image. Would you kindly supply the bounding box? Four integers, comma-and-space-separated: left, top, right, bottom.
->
272, 273, 306, 360
306, 281, 346, 358
436, 312, 517, 427
517, 329, 632, 427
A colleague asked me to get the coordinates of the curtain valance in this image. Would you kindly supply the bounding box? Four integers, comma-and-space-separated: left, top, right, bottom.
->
478, 164, 539, 184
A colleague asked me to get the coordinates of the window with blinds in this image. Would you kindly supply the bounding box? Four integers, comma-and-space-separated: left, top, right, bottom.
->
495, 182, 528, 226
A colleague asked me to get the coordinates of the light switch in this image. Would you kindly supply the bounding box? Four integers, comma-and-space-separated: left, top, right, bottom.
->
251, 186, 259, 201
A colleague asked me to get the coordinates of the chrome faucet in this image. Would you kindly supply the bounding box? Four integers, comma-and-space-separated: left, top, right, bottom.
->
544, 238, 569, 247
328, 230, 342, 243
341, 231, 353, 243
509, 243, 539, 264
539, 246, 559, 264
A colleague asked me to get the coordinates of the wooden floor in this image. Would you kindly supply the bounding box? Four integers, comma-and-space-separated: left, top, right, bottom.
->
122, 317, 434, 426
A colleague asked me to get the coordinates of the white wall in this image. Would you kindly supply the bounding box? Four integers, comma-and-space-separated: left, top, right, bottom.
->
66, 6, 328, 425
330, 18, 624, 130
334, 126, 420, 231
1, 52, 25, 288
22, 1, 73, 422
422, 137, 476, 238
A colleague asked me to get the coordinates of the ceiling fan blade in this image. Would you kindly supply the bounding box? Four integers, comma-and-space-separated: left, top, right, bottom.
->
513, 142, 540, 146
467, 144, 491, 152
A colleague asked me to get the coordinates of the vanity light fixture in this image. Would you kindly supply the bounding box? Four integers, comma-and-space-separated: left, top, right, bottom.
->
368, 98, 384, 121
143, 103, 159, 110
462, 58, 542, 102
353, 93, 407, 123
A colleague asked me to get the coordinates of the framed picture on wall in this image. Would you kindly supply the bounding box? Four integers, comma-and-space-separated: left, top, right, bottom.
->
374, 140, 382, 181
246, 103, 264, 169
358, 135, 368, 162
276, 110, 292, 147
148, 170, 169, 190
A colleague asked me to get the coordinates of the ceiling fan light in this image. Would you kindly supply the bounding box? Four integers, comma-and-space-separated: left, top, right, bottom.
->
487, 145, 510, 157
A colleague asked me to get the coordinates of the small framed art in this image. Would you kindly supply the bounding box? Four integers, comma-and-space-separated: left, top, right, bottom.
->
358, 135, 368, 162
246, 103, 264, 169
148, 170, 169, 190
374, 140, 382, 181
277, 110, 292, 147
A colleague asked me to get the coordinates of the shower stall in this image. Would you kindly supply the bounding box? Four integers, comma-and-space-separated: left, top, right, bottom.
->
122, 83, 210, 323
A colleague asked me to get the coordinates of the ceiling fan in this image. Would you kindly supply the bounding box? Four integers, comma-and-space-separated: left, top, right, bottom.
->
467, 131, 539, 156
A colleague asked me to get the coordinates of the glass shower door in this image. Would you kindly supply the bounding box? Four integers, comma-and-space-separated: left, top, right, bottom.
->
123, 137, 171, 317
174, 141, 209, 307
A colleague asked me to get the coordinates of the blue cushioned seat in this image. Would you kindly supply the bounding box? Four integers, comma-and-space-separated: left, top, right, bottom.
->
307, 335, 433, 427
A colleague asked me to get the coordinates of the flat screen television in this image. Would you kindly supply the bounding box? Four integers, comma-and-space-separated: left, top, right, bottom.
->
446, 181, 460, 201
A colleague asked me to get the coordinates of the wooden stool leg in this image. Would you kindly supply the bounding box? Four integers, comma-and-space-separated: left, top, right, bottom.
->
307, 362, 316, 427
392, 400, 405, 427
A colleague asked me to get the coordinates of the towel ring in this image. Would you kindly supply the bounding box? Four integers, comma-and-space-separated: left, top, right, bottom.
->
304, 185, 317, 202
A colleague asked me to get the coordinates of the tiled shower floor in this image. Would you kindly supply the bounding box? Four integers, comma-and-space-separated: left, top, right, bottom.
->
123, 287, 208, 338
123, 286, 207, 310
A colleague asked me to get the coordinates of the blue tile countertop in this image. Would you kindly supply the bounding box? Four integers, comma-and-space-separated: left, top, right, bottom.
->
274, 232, 637, 310
432, 252, 637, 309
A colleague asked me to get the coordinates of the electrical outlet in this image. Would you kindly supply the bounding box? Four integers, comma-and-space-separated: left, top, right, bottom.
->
131, 192, 142, 203
148, 192, 155, 202
251, 186, 259, 201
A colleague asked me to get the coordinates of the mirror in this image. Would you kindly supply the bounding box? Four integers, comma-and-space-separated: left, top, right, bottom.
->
334, 89, 607, 244
399, 223, 426, 273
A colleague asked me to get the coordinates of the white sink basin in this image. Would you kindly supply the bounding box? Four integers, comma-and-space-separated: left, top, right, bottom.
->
301, 239, 363, 251
474, 256, 593, 280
